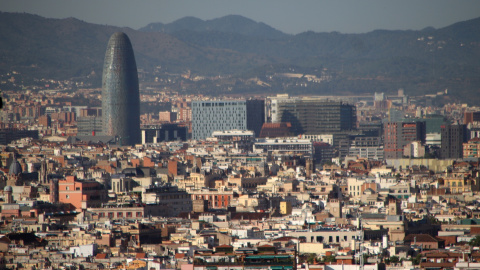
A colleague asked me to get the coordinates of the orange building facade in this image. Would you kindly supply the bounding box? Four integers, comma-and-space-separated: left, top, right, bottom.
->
58, 176, 107, 210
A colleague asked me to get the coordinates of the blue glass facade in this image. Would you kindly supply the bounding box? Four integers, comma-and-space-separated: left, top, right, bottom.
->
101, 32, 140, 145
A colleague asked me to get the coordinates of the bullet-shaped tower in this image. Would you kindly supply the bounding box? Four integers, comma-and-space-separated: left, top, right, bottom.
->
102, 32, 140, 145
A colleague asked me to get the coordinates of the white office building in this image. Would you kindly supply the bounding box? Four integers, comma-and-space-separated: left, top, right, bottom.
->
254, 138, 313, 156
192, 100, 247, 140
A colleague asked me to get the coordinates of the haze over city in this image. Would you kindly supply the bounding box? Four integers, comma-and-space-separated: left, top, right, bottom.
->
1, 0, 480, 34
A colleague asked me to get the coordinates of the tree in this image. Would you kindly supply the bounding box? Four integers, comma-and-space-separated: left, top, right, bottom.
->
306, 253, 317, 264
426, 215, 440, 225
412, 254, 422, 265
389, 256, 400, 264
469, 235, 480, 247
323, 255, 336, 263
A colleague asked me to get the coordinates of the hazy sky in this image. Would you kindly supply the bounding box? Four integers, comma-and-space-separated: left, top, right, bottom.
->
1, 0, 479, 34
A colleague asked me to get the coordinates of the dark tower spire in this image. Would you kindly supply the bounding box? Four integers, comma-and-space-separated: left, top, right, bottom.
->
102, 32, 140, 145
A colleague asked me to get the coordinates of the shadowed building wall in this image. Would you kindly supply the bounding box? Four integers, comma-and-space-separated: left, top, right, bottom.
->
246, 99, 265, 137
272, 99, 357, 135
102, 32, 140, 145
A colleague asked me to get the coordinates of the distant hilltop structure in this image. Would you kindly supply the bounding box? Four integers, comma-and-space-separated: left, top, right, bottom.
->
101, 32, 140, 145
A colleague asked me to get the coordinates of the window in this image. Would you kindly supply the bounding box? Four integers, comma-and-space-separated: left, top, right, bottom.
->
66, 195, 69, 199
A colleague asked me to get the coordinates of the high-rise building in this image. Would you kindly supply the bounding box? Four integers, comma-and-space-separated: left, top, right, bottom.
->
271, 98, 356, 135
384, 121, 426, 159
0, 128, 38, 145
440, 124, 467, 159
192, 100, 247, 140
246, 99, 265, 137
38, 115, 51, 127
77, 107, 102, 136
348, 136, 384, 160
77, 116, 104, 136
141, 124, 188, 144
101, 32, 140, 145
413, 114, 447, 134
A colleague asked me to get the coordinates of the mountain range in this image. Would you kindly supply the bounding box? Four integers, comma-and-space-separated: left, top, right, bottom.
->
0, 12, 479, 104
140, 15, 287, 39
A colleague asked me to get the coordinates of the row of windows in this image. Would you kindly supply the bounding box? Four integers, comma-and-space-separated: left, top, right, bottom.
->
194, 195, 231, 201
299, 235, 356, 243
193, 102, 245, 107
209, 201, 228, 207
390, 189, 409, 193
446, 181, 463, 186
157, 194, 190, 200
65, 194, 101, 200
193, 119, 246, 123
193, 113, 245, 118
98, 212, 143, 218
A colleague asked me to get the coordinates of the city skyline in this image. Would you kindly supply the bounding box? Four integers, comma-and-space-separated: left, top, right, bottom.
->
1, 0, 479, 34
2, 2, 480, 268
2, 72, 480, 269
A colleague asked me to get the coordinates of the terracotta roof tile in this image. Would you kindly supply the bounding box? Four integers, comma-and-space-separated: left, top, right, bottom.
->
96, 253, 107, 259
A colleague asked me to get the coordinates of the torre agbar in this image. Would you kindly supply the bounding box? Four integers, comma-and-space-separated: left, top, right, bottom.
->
101, 32, 140, 145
